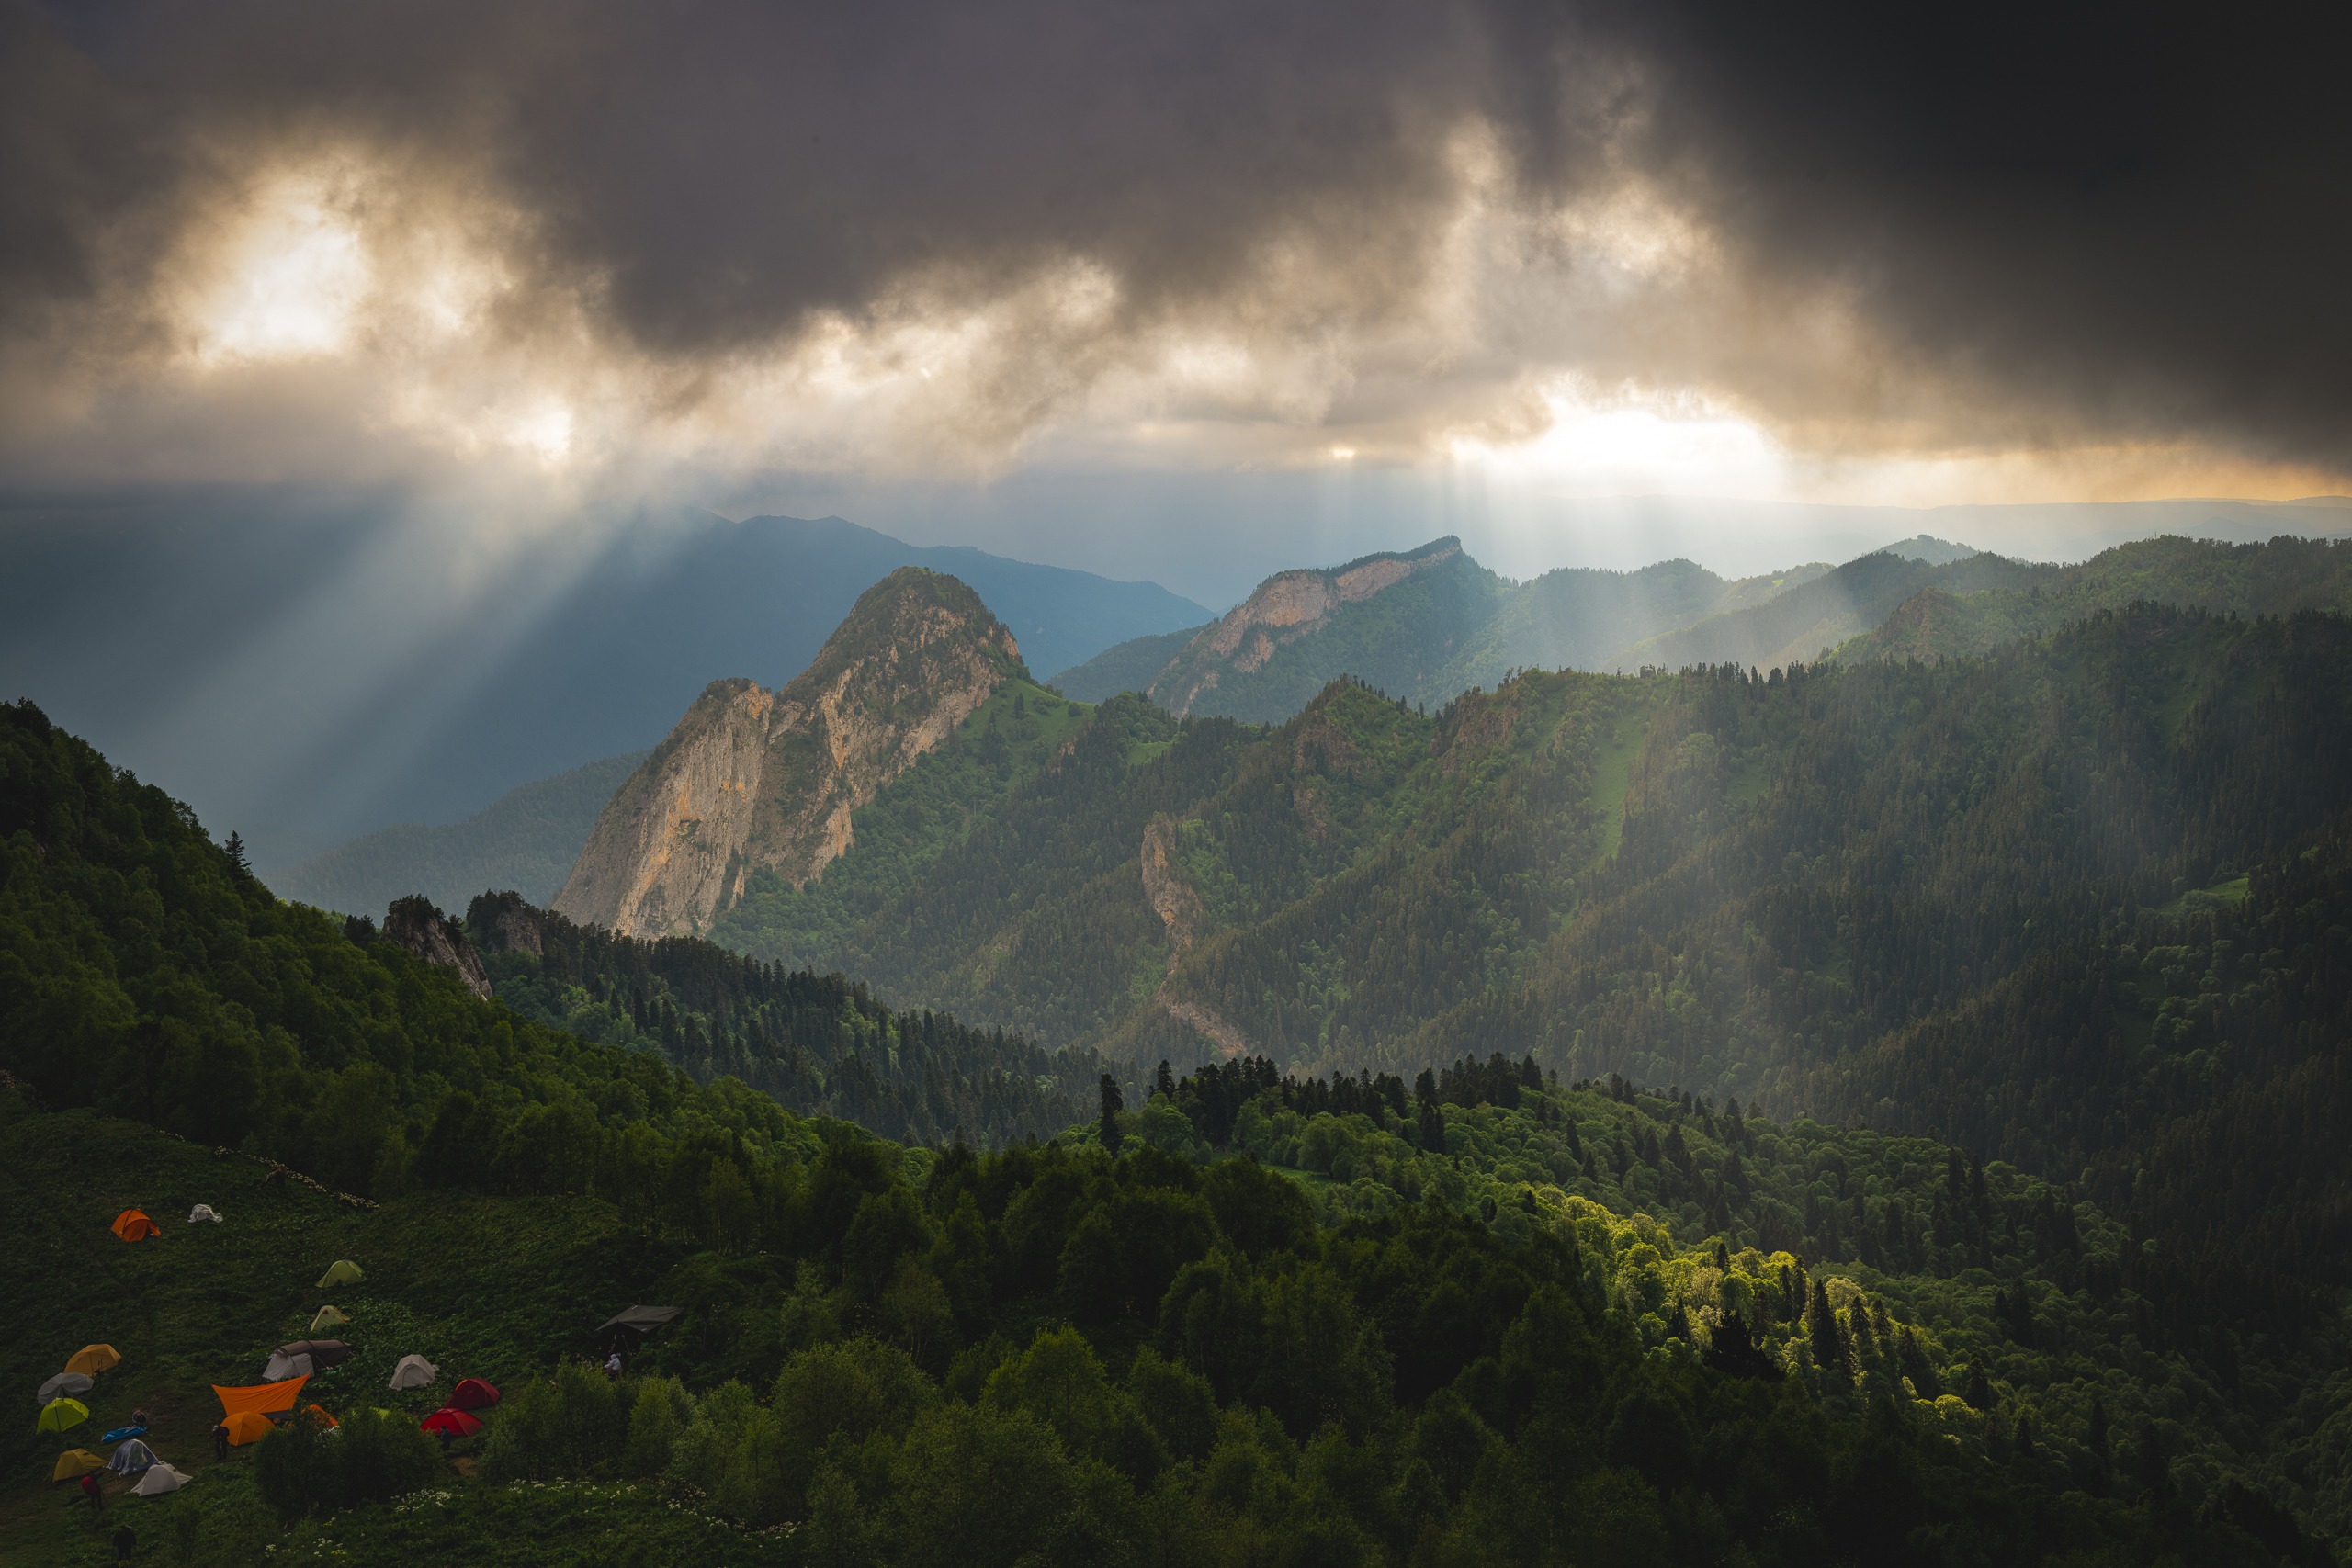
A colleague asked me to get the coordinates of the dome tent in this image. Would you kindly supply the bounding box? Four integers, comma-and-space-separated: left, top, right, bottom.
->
449, 1378, 500, 1411
316, 1259, 364, 1288
38, 1372, 94, 1404
65, 1345, 121, 1377
111, 1210, 161, 1242
388, 1355, 436, 1392
221, 1411, 276, 1445
133, 1463, 192, 1497
38, 1398, 88, 1434
107, 1439, 157, 1475
51, 1450, 105, 1482
188, 1204, 222, 1223
420, 1406, 482, 1438
309, 1305, 350, 1332
264, 1353, 312, 1381
212, 1375, 307, 1445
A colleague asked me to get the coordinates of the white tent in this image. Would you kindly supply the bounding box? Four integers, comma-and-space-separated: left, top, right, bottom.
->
107, 1439, 157, 1475
264, 1352, 314, 1382
389, 1355, 437, 1391
188, 1204, 222, 1223
38, 1371, 94, 1404
132, 1463, 191, 1497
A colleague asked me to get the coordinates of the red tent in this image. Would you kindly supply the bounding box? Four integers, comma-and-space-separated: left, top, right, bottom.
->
420, 1407, 483, 1438
449, 1378, 501, 1411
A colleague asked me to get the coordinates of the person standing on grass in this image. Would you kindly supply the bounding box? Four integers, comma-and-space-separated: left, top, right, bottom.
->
113, 1523, 136, 1560
80, 1471, 103, 1522
211, 1423, 229, 1461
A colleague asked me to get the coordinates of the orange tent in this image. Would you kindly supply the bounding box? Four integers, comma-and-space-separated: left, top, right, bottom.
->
221, 1411, 277, 1446
302, 1404, 339, 1428
111, 1210, 162, 1242
65, 1345, 121, 1377
213, 1375, 308, 1424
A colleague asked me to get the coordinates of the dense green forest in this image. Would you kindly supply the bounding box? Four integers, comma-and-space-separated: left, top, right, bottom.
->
7, 694, 2351, 1562
1050, 623, 1212, 703
264, 750, 649, 916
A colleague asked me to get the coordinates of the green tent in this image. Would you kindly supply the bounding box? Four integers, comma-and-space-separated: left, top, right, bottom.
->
310, 1305, 351, 1332
317, 1259, 364, 1288
37, 1397, 89, 1434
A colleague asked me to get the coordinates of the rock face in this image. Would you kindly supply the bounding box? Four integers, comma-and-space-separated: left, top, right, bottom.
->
1149, 538, 1462, 716
554, 568, 1025, 938
381, 895, 494, 999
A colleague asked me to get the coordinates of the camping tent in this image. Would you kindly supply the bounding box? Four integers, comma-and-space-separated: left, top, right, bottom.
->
188, 1204, 222, 1223
107, 1439, 157, 1475
65, 1345, 122, 1376
310, 1305, 350, 1332
110, 1210, 161, 1242
388, 1356, 436, 1391
449, 1379, 501, 1411
271, 1340, 354, 1371
221, 1411, 277, 1446
38, 1372, 94, 1404
263, 1353, 313, 1381
419, 1407, 482, 1438
212, 1374, 308, 1441
51, 1450, 105, 1482
316, 1259, 364, 1287
133, 1463, 192, 1497
595, 1304, 683, 1353
302, 1404, 339, 1428
37, 1398, 88, 1434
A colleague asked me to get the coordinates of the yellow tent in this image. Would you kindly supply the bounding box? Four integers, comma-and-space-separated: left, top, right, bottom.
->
51, 1449, 105, 1482
65, 1345, 121, 1376
37, 1398, 88, 1434
310, 1305, 350, 1332
317, 1260, 364, 1288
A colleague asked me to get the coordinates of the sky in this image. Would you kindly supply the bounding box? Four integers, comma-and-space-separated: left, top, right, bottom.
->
4, 0, 2350, 850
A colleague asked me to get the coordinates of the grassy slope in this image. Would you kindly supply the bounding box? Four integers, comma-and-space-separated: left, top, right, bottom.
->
263, 751, 650, 919
0, 1107, 831, 1565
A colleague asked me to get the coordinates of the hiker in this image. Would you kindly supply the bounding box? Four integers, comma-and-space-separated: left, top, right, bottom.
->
130, 1407, 153, 1429
112, 1523, 136, 1561
211, 1424, 230, 1461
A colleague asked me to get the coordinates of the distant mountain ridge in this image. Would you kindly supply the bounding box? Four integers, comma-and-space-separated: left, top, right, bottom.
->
1048, 538, 1836, 721
263, 750, 649, 915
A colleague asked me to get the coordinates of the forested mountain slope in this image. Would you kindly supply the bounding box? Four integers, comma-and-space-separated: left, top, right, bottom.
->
263, 749, 648, 916
1602, 547, 2057, 672
1835, 534, 2352, 666
712, 599, 2352, 1146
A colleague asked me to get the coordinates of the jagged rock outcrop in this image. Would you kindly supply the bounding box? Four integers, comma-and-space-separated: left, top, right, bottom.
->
1149, 537, 1462, 715
382, 895, 494, 999
1139, 816, 1250, 1058
466, 890, 544, 956
554, 568, 1025, 938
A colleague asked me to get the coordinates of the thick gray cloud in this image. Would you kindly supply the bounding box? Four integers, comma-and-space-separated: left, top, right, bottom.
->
4, 0, 2348, 479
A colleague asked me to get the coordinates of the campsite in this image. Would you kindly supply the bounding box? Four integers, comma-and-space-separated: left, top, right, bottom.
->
0, 1108, 758, 1565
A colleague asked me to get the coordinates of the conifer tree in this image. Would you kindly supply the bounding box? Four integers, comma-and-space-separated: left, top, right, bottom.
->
223, 830, 252, 879
1098, 1072, 1125, 1154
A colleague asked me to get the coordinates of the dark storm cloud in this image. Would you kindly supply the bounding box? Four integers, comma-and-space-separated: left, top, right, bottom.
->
5, 0, 2349, 473
1576, 0, 2352, 464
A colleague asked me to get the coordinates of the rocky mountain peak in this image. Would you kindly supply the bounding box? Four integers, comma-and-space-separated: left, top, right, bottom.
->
552, 568, 1024, 938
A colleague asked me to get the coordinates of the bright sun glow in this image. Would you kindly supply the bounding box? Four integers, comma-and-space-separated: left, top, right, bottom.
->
192, 175, 373, 367
1453, 380, 1789, 497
